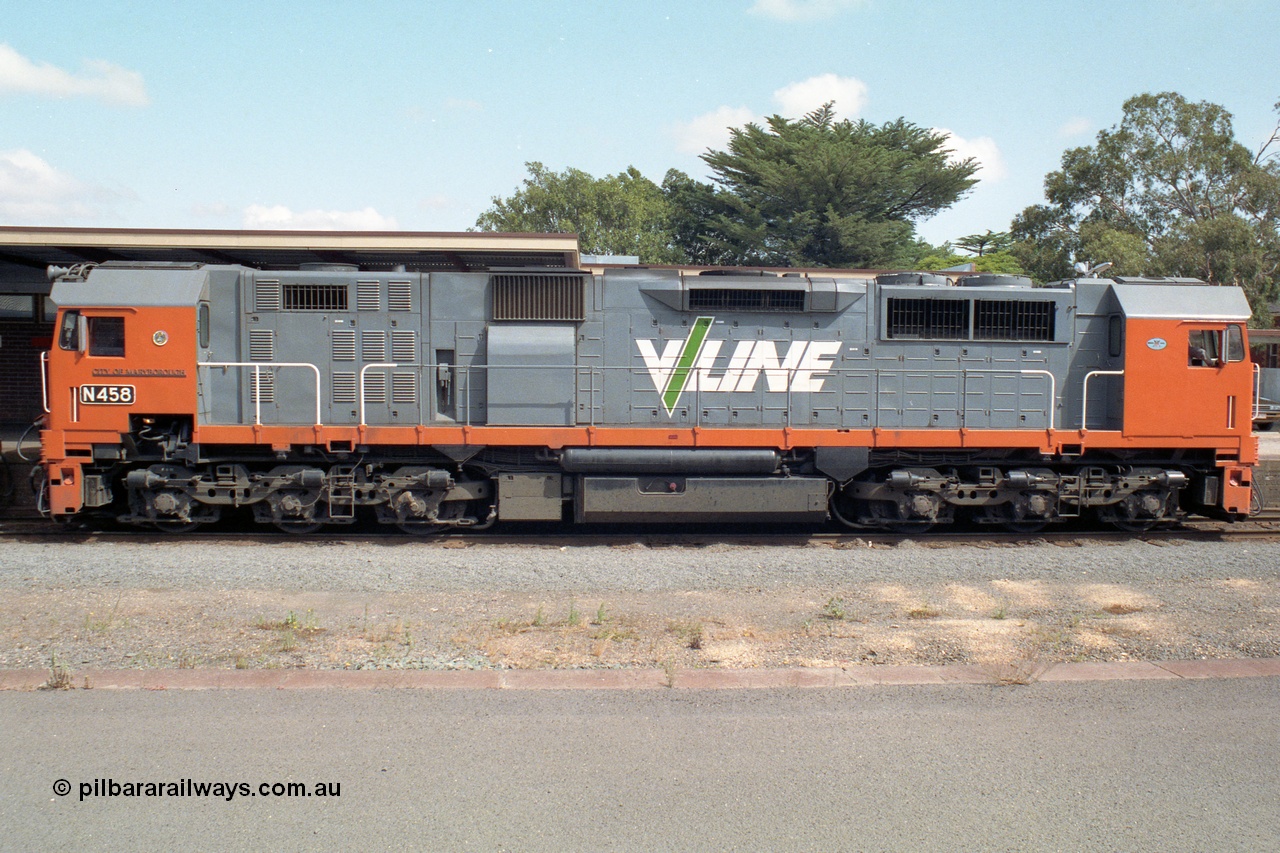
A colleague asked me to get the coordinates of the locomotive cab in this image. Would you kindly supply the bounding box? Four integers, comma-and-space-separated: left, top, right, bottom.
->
1107, 281, 1256, 517
41, 264, 204, 516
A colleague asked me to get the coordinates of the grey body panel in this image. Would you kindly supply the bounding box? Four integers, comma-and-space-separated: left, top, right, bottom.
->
487, 324, 576, 425
1110, 283, 1252, 320
53, 265, 208, 307
160, 263, 1250, 439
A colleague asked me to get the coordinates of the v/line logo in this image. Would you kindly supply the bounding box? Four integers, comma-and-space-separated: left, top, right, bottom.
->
637, 317, 842, 415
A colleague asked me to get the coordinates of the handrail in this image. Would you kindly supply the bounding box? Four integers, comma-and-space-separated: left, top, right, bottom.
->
1081, 370, 1125, 430
194, 360, 1065, 431
1255, 363, 1262, 421
198, 361, 322, 426
39, 351, 50, 414
359, 363, 398, 426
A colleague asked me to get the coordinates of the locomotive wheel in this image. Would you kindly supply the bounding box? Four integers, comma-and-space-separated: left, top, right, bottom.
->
1105, 517, 1161, 533
149, 519, 204, 534
981, 504, 1048, 535
828, 492, 866, 530
394, 500, 467, 535
868, 500, 934, 534
273, 519, 325, 535
1099, 489, 1172, 532
395, 521, 449, 536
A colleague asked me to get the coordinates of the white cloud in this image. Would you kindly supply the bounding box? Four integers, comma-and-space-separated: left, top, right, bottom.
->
0, 43, 148, 106
669, 105, 758, 154
773, 74, 867, 119
1058, 116, 1092, 137
670, 73, 868, 157
0, 148, 114, 222
242, 204, 399, 230
934, 129, 1006, 182
749, 0, 865, 22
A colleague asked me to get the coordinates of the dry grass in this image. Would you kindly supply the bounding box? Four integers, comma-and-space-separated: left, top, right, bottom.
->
1101, 603, 1145, 615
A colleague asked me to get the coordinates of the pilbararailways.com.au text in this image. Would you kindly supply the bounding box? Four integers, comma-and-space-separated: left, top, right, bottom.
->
54, 778, 340, 802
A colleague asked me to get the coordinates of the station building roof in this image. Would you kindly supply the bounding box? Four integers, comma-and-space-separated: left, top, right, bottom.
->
0, 226, 581, 293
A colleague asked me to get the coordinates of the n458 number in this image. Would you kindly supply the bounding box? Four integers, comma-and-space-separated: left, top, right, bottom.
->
79, 384, 135, 405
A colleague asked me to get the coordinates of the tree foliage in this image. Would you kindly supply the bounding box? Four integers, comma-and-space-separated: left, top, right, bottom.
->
474, 162, 686, 263
475, 104, 983, 270
687, 104, 980, 268
912, 243, 1026, 275
953, 230, 1013, 257
1012, 92, 1280, 322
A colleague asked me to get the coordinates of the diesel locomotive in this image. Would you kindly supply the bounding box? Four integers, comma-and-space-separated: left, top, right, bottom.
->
38, 262, 1258, 532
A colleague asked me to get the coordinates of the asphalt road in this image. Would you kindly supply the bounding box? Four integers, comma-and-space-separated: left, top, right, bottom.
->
2, 679, 1277, 851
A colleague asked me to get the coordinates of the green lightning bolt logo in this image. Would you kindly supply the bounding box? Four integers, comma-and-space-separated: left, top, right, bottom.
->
660, 316, 714, 415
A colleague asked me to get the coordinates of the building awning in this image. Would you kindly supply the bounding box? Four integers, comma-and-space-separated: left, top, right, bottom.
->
0, 226, 581, 292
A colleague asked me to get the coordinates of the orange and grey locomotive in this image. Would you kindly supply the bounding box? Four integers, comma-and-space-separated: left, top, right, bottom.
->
38, 263, 1258, 532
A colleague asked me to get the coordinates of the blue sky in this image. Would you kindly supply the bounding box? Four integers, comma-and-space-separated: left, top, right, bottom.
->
2, 0, 1278, 247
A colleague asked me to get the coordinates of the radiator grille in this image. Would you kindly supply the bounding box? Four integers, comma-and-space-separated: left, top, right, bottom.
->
356, 280, 381, 311
248, 329, 275, 361
391, 331, 417, 363
973, 300, 1055, 341
331, 329, 356, 361
361, 330, 387, 362
689, 288, 805, 312
362, 371, 387, 404
388, 280, 413, 312
492, 274, 585, 321
333, 372, 357, 404
886, 298, 970, 340
282, 284, 348, 311
254, 279, 281, 312
250, 370, 274, 404
392, 372, 417, 404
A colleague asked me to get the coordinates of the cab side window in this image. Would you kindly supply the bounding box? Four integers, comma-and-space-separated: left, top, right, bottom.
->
88, 317, 126, 357
1188, 329, 1220, 367
1225, 324, 1245, 362
57, 310, 81, 350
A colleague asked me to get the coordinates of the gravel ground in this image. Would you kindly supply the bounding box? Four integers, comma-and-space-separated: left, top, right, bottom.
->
1, 535, 1277, 675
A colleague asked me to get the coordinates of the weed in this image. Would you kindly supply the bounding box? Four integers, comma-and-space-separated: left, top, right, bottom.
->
593, 603, 609, 626
822, 597, 849, 621
668, 620, 704, 650
589, 626, 637, 642
567, 601, 581, 627
991, 606, 1008, 620
42, 651, 72, 690
661, 656, 678, 687
84, 595, 125, 634
907, 605, 941, 620
256, 609, 323, 636
532, 606, 546, 627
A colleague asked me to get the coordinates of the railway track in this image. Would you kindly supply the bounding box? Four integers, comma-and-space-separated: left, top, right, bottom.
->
2, 513, 1278, 545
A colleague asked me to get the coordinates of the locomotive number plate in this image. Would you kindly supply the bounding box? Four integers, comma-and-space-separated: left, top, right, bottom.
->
79, 384, 136, 405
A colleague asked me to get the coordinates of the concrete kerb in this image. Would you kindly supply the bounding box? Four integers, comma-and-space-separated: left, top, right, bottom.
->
2, 659, 1278, 692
